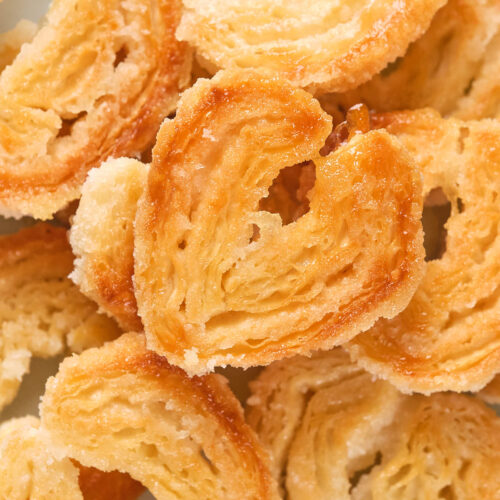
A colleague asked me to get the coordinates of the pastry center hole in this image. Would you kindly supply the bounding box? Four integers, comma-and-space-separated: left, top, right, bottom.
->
422, 187, 451, 261
113, 45, 128, 68
259, 161, 316, 226
56, 111, 87, 138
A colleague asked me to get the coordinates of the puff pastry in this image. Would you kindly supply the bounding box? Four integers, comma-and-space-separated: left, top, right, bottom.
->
0, 223, 120, 413
0, 0, 191, 219
0, 416, 142, 500
70, 158, 147, 331
176, 0, 445, 93
247, 350, 500, 499
134, 70, 424, 374
346, 109, 500, 393
0, 19, 37, 71
320, 0, 500, 120
40, 332, 280, 500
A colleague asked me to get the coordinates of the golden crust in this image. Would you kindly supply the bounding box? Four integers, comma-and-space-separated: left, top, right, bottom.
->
134, 70, 424, 374
247, 351, 500, 499
40, 332, 279, 500
0, 19, 37, 72
0, 223, 120, 413
320, 0, 500, 119
0, 0, 191, 220
70, 158, 147, 331
346, 109, 500, 393
477, 374, 500, 405
0, 416, 143, 500
176, 0, 445, 93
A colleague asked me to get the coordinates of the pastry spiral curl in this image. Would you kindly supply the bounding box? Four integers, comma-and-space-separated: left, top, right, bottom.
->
40, 332, 280, 500
0, 416, 143, 500
0, 223, 120, 413
70, 158, 147, 331
176, 0, 446, 93
134, 70, 424, 375
0, 0, 191, 220
346, 109, 500, 393
320, 0, 500, 120
247, 351, 500, 499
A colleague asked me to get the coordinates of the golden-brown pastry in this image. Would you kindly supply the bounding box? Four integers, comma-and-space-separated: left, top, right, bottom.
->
134, 70, 424, 374
0, 0, 191, 220
176, 0, 446, 93
320, 0, 500, 119
40, 332, 280, 500
0, 19, 37, 71
247, 350, 500, 499
346, 109, 500, 393
0, 416, 143, 500
477, 374, 500, 405
70, 158, 147, 331
0, 223, 120, 413
0, 416, 84, 500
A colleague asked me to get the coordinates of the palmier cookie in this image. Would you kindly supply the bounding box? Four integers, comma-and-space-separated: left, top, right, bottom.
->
0, 416, 142, 500
0, 0, 191, 220
176, 0, 446, 93
477, 374, 500, 405
320, 0, 500, 120
70, 158, 147, 331
40, 332, 279, 500
247, 350, 500, 499
0, 223, 120, 413
134, 70, 424, 375
346, 109, 500, 393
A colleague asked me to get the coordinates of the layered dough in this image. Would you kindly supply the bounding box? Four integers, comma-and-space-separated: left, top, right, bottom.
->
176, 0, 445, 93
40, 332, 279, 500
70, 158, 147, 331
0, 0, 191, 219
247, 350, 500, 499
134, 70, 424, 374
0, 416, 142, 500
0, 223, 120, 413
320, 0, 500, 119
346, 109, 500, 393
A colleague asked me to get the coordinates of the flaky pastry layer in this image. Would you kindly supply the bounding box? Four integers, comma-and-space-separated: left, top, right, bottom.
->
346, 109, 500, 393
176, 0, 445, 93
41, 332, 279, 500
0, 223, 120, 413
320, 0, 500, 120
0, 416, 142, 500
0, 0, 191, 219
70, 158, 147, 331
134, 70, 424, 374
247, 350, 500, 500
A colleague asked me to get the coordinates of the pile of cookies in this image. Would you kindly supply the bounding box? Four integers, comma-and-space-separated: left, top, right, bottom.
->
0, 0, 499, 498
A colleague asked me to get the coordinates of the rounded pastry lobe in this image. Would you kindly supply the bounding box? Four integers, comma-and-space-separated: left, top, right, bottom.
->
477, 374, 500, 405
70, 158, 148, 331
346, 109, 500, 393
320, 0, 500, 120
40, 332, 280, 500
176, 0, 446, 93
0, 223, 121, 413
0, 416, 142, 500
0, 0, 191, 219
134, 70, 424, 375
247, 351, 500, 499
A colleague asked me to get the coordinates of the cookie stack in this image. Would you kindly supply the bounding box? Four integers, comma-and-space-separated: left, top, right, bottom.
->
0, 0, 499, 498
